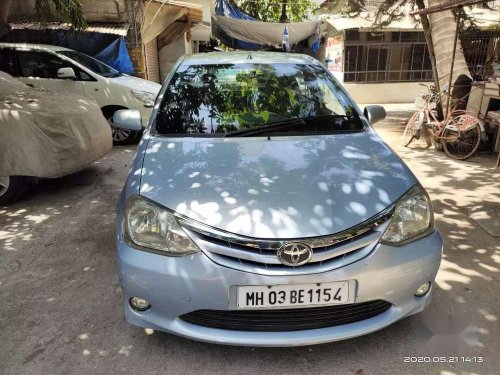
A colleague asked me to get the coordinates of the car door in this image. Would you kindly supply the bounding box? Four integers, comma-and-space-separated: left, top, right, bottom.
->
48, 50, 114, 108
0, 47, 19, 77
16, 49, 85, 96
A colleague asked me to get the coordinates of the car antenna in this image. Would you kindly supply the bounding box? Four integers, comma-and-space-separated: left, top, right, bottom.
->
247, 53, 253, 60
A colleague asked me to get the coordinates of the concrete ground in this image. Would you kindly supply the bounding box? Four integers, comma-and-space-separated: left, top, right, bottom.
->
1, 107, 499, 375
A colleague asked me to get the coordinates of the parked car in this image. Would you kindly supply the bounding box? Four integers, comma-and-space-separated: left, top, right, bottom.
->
0, 43, 161, 145
114, 52, 443, 346
0, 71, 112, 204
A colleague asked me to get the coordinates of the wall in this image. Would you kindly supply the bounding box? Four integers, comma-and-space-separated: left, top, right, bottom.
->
343, 82, 427, 104
184, 0, 211, 42
182, 0, 211, 24
80, 0, 128, 22
158, 33, 191, 82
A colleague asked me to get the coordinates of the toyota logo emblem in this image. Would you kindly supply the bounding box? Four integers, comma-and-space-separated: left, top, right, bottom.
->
277, 242, 313, 266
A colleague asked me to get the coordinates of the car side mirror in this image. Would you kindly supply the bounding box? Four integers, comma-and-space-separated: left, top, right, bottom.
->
364, 105, 386, 124
113, 109, 143, 131
57, 67, 76, 79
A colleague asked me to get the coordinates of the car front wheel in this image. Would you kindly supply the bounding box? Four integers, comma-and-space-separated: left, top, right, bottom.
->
0, 176, 29, 205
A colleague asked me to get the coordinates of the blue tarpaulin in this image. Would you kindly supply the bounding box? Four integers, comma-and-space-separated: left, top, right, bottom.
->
94, 38, 134, 74
215, 0, 256, 20
214, 0, 261, 50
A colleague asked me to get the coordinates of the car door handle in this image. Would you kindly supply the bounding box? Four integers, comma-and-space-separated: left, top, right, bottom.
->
25, 83, 34, 87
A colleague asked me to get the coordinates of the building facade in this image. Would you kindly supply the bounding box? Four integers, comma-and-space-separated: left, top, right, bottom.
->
319, 6, 500, 104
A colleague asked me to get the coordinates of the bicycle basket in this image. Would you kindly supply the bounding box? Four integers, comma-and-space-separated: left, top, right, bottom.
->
414, 94, 426, 109
429, 92, 441, 110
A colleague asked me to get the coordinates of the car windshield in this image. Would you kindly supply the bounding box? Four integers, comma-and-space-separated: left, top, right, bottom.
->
155, 62, 363, 136
58, 50, 121, 78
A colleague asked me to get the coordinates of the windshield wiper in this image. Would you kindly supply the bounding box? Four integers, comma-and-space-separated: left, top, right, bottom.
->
301, 113, 364, 132
223, 118, 306, 138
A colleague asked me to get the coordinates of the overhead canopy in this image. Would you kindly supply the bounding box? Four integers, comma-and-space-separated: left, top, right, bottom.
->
324, 13, 420, 32
141, 0, 203, 44
324, 5, 499, 32
8, 22, 130, 36
212, 15, 321, 46
464, 6, 500, 29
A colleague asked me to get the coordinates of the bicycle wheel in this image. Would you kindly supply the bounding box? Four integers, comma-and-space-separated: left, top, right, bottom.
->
402, 111, 432, 148
402, 112, 419, 147
442, 114, 481, 160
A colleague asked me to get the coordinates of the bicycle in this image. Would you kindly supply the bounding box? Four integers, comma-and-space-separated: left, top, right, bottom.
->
402, 84, 483, 160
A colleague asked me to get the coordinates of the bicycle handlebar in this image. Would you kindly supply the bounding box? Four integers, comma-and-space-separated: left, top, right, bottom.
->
418, 83, 441, 97
418, 83, 431, 94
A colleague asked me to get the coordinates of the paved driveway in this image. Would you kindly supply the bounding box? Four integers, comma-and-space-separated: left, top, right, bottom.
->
1, 109, 499, 375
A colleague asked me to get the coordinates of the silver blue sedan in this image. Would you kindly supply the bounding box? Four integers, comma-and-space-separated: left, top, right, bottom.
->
113, 52, 442, 346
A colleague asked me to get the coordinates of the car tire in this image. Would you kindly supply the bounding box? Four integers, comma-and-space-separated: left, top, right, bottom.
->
102, 108, 139, 146
0, 176, 29, 205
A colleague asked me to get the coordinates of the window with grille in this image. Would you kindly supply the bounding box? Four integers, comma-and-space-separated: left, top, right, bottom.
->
461, 31, 500, 82
344, 31, 433, 83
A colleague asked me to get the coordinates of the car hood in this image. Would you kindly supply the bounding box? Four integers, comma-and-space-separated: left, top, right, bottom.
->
139, 132, 417, 239
109, 74, 161, 93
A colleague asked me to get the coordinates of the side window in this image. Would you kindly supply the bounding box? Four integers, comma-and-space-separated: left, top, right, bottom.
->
0, 48, 18, 76
17, 50, 67, 79
78, 70, 93, 81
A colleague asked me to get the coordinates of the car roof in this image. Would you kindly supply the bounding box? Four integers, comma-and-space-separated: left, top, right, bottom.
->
0, 42, 73, 52
181, 52, 321, 66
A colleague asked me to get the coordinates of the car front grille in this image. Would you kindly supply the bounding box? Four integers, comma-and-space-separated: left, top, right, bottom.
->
179, 207, 393, 275
180, 300, 392, 332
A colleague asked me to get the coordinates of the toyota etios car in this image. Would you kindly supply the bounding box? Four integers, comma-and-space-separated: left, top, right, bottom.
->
114, 52, 442, 346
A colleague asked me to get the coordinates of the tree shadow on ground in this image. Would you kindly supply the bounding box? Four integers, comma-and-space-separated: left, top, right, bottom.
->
1, 114, 499, 375
101, 109, 499, 375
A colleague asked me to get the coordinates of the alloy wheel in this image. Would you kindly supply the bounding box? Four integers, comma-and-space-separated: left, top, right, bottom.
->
0, 176, 9, 196
108, 117, 132, 142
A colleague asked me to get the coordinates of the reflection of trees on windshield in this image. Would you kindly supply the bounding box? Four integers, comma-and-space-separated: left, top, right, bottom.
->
155, 63, 356, 135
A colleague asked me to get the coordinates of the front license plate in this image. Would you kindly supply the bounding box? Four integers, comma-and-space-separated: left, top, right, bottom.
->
237, 281, 350, 309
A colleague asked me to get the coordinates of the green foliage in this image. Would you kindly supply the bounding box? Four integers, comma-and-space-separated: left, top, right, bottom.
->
34, 0, 87, 30
235, 0, 316, 22
217, 66, 307, 130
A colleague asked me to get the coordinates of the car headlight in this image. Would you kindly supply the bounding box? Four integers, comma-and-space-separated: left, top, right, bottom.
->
125, 195, 199, 255
381, 186, 434, 245
131, 90, 156, 106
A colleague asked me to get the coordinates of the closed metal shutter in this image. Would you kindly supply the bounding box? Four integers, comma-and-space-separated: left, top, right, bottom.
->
144, 38, 160, 83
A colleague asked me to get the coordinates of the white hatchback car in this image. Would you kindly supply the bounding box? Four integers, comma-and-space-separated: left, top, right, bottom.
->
0, 43, 161, 144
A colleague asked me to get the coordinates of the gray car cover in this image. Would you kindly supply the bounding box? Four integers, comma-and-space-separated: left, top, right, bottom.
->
0, 71, 112, 178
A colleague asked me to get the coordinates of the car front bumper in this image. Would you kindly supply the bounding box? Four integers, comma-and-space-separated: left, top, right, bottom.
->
117, 231, 442, 347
